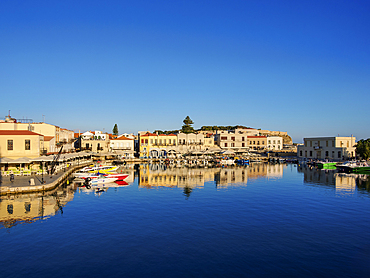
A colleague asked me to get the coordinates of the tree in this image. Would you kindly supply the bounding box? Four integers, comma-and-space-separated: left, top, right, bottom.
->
181, 116, 194, 134
112, 124, 118, 136
355, 139, 370, 160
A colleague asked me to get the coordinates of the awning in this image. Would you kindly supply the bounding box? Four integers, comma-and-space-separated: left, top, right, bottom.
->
0, 157, 14, 164
8, 157, 31, 164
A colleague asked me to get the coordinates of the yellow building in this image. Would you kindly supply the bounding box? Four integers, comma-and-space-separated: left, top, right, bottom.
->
0, 121, 66, 153
0, 130, 44, 159
139, 133, 177, 158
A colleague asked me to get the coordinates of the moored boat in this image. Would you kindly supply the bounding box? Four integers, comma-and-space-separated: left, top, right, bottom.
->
317, 161, 337, 169
336, 161, 370, 173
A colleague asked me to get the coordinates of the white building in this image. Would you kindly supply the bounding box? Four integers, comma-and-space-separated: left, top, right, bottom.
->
266, 136, 283, 151
110, 135, 135, 159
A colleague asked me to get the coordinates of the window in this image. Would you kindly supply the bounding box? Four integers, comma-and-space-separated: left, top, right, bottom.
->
242, 143, 245, 147
310, 141, 312, 147
145, 139, 148, 144
300, 150, 302, 156
326, 141, 328, 147
338, 151, 341, 158
225, 143, 228, 147
221, 136, 227, 140
325, 151, 329, 157
231, 137, 235, 141
309, 151, 312, 156
347, 141, 349, 147
332, 141, 335, 147
141, 139, 144, 144
25, 139, 31, 150
7, 140, 13, 150
150, 139, 153, 144
231, 143, 235, 147
242, 137, 245, 141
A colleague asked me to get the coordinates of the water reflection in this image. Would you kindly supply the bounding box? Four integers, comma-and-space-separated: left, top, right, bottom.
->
298, 165, 370, 196
6, 163, 369, 229
138, 162, 286, 189
0, 182, 77, 229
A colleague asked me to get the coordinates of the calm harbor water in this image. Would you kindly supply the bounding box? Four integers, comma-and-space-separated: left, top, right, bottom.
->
1, 163, 370, 277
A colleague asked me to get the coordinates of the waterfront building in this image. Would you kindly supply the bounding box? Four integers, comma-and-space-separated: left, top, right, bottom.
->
247, 136, 267, 150
297, 136, 356, 161
0, 130, 44, 159
80, 130, 110, 153
139, 132, 178, 158
266, 136, 283, 151
214, 128, 258, 151
176, 132, 205, 153
109, 135, 135, 159
0, 117, 75, 154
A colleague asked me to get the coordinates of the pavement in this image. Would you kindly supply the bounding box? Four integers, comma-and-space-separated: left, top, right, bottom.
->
0, 170, 68, 188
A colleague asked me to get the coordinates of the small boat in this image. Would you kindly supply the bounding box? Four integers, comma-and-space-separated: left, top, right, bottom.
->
317, 161, 337, 169
79, 165, 118, 173
104, 173, 129, 181
89, 176, 118, 186
336, 161, 370, 173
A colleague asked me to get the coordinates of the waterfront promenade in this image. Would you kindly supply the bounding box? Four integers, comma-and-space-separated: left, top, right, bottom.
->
0, 163, 89, 196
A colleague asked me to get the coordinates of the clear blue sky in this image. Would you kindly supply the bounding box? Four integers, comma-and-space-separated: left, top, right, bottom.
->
1, 0, 369, 143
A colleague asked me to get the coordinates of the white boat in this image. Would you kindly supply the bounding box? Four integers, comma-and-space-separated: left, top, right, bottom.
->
79, 165, 118, 173
88, 176, 118, 186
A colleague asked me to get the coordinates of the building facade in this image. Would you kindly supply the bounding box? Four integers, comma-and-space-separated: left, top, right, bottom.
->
0, 130, 44, 159
266, 136, 283, 151
110, 135, 135, 159
247, 136, 267, 150
80, 130, 110, 153
139, 133, 178, 158
297, 136, 356, 160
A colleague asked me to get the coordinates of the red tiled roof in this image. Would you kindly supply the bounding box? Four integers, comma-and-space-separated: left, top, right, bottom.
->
112, 136, 133, 141
44, 136, 54, 141
0, 130, 43, 136
141, 133, 157, 137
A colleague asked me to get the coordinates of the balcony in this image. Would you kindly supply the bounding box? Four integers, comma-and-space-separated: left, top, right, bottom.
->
112, 147, 132, 150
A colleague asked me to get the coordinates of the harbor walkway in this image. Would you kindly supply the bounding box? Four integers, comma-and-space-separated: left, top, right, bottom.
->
0, 163, 90, 196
